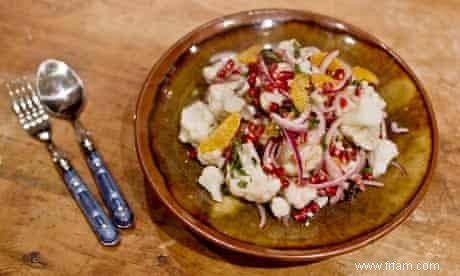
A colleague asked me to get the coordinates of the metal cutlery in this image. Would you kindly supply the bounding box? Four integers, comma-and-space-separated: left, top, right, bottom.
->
36, 60, 134, 228
6, 78, 119, 246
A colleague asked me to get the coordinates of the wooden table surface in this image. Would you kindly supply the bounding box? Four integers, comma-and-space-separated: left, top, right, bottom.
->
0, 0, 459, 275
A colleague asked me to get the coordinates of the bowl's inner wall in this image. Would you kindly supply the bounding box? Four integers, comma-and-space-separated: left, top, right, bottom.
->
150, 21, 432, 248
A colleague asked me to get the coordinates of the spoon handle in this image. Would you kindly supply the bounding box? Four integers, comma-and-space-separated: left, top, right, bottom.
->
49, 146, 119, 246
81, 137, 134, 229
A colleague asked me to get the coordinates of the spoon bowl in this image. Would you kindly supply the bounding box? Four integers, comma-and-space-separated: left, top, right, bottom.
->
36, 59, 85, 120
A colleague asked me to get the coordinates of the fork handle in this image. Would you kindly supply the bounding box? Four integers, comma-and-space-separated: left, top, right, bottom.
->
81, 137, 134, 228
52, 150, 119, 246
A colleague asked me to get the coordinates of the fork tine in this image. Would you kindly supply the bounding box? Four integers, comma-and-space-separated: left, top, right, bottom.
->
6, 80, 29, 129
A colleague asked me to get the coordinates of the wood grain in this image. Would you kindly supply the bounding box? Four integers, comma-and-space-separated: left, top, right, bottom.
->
0, 0, 458, 275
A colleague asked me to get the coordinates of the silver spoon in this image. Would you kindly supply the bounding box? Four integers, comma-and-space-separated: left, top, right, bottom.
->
36, 59, 134, 229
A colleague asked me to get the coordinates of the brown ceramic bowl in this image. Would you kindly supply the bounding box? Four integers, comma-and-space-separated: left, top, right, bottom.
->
135, 9, 438, 261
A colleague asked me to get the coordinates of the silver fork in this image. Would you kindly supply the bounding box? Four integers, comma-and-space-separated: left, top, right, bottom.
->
6, 78, 119, 246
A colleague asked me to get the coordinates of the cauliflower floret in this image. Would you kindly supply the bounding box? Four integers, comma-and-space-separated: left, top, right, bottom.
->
260, 91, 285, 111
277, 143, 323, 176
340, 125, 380, 151
284, 183, 317, 209
368, 139, 399, 177
227, 142, 281, 203
179, 101, 215, 144
207, 81, 246, 118
270, 196, 291, 218
198, 149, 225, 168
198, 166, 224, 202
341, 86, 386, 127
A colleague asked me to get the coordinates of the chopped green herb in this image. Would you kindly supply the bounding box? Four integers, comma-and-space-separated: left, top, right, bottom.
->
237, 180, 248, 188
294, 64, 302, 74
251, 157, 257, 165
222, 185, 230, 195
308, 118, 320, 130
351, 79, 360, 86
362, 166, 373, 174
240, 70, 249, 77
229, 141, 248, 177
293, 40, 301, 59
261, 49, 281, 64
321, 137, 327, 150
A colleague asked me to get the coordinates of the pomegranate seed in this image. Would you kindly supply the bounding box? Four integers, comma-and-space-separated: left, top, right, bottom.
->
293, 209, 309, 222
319, 174, 328, 183
186, 147, 197, 159
329, 143, 336, 155
247, 73, 257, 87
277, 71, 294, 81
325, 186, 337, 196
309, 202, 320, 213
248, 63, 258, 74
310, 174, 320, 184
332, 68, 345, 80
354, 86, 361, 96
241, 134, 256, 143
339, 97, 348, 109
268, 102, 279, 112
247, 88, 258, 98
281, 178, 290, 188
273, 167, 285, 178
224, 59, 235, 70
362, 173, 373, 180
217, 69, 227, 79
339, 151, 349, 163
248, 122, 265, 138
349, 147, 357, 157
263, 81, 275, 92
263, 164, 274, 174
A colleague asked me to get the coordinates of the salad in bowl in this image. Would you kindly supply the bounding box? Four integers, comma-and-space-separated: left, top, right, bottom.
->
178, 39, 408, 228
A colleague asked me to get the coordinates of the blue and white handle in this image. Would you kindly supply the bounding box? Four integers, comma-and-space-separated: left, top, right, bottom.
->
82, 137, 134, 228
52, 152, 119, 246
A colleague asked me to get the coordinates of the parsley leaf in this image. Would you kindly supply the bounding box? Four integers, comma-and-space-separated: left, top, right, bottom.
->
293, 40, 301, 58
261, 49, 281, 64
237, 180, 248, 188
308, 118, 320, 130
294, 64, 302, 74
351, 79, 360, 86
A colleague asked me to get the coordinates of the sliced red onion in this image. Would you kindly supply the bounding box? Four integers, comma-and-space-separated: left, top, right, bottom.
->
319, 50, 339, 73
209, 51, 236, 64
391, 161, 408, 176
256, 203, 267, 229
323, 118, 344, 178
308, 150, 366, 189
307, 107, 326, 145
263, 138, 280, 168
390, 121, 409, 133
363, 180, 385, 187
271, 113, 308, 133
258, 57, 274, 83
282, 128, 304, 185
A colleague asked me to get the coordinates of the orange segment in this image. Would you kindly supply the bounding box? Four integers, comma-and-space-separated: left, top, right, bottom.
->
198, 113, 241, 153
310, 73, 336, 89
309, 52, 342, 71
352, 66, 379, 85
237, 45, 262, 64
289, 74, 310, 112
